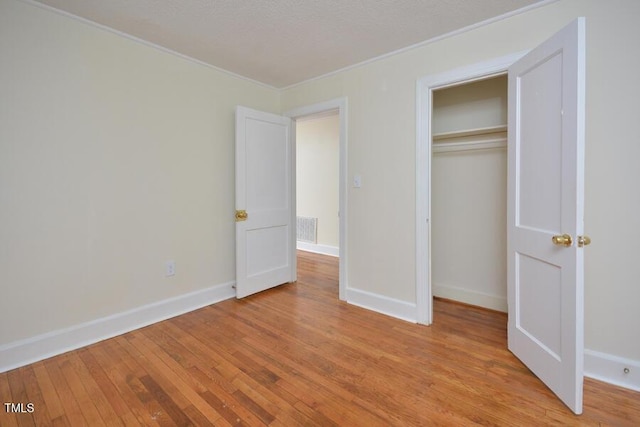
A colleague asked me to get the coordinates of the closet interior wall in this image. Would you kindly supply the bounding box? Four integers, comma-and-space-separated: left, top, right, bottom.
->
431, 75, 509, 312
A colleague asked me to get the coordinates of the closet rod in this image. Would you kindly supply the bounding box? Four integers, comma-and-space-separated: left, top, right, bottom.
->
432, 125, 507, 142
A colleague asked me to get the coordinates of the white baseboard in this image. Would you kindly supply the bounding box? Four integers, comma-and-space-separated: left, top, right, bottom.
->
4, 280, 638, 396
296, 242, 339, 257
433, 283, 507, 312
0, 281, 235, 374
584, 349, 640, 392
346, 287, 417, 323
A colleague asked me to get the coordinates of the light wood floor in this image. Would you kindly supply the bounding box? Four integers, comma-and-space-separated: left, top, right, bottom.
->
2, 251, 639, 426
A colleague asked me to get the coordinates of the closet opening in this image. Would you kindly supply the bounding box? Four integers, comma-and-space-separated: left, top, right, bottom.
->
431, 74, 508, 318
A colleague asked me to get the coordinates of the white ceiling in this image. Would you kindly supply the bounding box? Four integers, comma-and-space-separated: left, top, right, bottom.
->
33, 0, 549, 88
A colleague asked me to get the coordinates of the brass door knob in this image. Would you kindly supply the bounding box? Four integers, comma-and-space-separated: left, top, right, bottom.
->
577, 235, 591, 247
552, 233, 573, 247
235, 210, 248, 222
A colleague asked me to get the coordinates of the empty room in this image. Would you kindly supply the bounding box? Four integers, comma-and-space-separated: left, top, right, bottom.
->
1, 0, 639, 425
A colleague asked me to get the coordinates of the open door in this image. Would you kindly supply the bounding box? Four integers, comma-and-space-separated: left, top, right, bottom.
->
507, 18, 586, 414
235, 106, 295, 298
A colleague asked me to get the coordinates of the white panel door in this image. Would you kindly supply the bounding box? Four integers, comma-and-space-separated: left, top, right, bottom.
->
235, 106, 295, 298
507, 19, 586, 414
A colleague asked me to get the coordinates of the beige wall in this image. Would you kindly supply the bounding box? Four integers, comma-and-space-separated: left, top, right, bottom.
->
432, 77, 508, 311
0, 0, 279, 345
281, 0, 640, 362
296, 115, 340, 248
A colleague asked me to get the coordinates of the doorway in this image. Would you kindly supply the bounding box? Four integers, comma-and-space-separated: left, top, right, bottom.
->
285, 98, 348, 300
295, 111, 340, 258
431, 75, 508, 315
415, 52, 525, 324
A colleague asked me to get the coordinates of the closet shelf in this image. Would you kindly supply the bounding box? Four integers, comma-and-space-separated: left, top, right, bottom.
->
432, 124, 507, 141
432, 125, 507, 153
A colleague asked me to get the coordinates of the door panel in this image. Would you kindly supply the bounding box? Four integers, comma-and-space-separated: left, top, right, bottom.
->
246, 226, 289, 276
507, 18, 585, 414
517, 53, 563, 233
517, 253, 562, 359
246, 119, 289, 211
236, 106, 295, 298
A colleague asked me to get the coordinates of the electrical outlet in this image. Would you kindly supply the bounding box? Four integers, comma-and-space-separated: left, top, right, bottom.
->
166, 260, 176, 277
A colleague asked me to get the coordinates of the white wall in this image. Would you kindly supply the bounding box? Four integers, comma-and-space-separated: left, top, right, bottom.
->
296, 114, 340, 251
0, 0, 279, 351
432, 77, 508, 312
281, 0, 640, 375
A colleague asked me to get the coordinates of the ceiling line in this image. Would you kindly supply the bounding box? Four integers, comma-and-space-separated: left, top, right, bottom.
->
20, 0, 279, 90
280, 0, 560, 91
20, 0, 559, 91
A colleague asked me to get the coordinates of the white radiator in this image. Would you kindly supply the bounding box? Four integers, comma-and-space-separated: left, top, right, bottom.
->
296, 216, 318, 243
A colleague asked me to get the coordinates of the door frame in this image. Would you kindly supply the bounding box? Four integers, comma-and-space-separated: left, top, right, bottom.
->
284, 97, 348, 300
415, 52, 526, 324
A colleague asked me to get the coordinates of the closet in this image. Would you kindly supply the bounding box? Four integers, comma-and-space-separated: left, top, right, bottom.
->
431, 75, 508, 312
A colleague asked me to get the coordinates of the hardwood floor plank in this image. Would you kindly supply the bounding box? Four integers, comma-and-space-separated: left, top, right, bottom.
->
235, 328, 394, 425
123, 330, 233, 425
0, 369, 20, 427
42, 358, 88, 426
56, 354, 106, 426
7, 368, 36, 427
138, 375, 191, 427
20, 365, 53, 427
76, 348, 139, 426
68, 351, 125, 426
31, 363, 66, 422
198, 390, 253, 427
182, 404, 216, 427
88, 341, 162, 426
0, 251, 638, 426
107, 337, 180, 427
232, 389, 275, 425
50, 415, 71, 427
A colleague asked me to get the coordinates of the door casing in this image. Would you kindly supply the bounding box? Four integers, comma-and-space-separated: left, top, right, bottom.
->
415, 52, 527, 324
